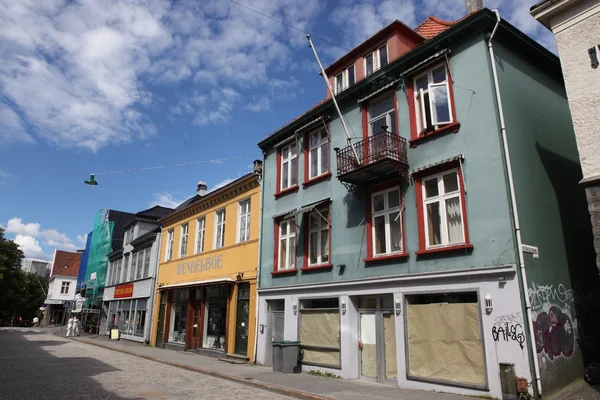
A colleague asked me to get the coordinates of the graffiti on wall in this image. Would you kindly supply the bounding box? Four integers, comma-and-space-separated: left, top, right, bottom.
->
528, 283, 574, 310
491, 312, 525, 349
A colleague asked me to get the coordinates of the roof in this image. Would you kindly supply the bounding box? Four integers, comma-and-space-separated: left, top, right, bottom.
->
51, 250, 81, 277
415, 16, 455, 39
530, 0, 552, 12
136, 205, 175, 219
131, 227, 160, 247
52, 254, 80, 277
107, 209, 136, 252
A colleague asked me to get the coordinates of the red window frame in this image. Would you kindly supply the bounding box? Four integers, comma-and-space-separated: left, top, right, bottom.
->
361, 90, 399, 139
413, 163, 473, 255
272, 217, 298, 275
301, 205, 333, 271
365, 180, 408, 263
303, 124, 332, 189
275, 140, 300, 198
406, 61, 460, 148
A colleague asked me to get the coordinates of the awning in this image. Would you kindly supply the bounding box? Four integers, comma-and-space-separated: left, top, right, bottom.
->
295, 115, 330, 134
274, 134, 297, 149
273, 208, 296, 219
399, 49, 450, 78
357, 79, 401, 103
272, 198, 331, 220
158, 277, 235, 290
410, 154, 464, 175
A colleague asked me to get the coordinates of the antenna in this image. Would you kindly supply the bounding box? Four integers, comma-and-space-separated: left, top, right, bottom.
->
307, 35, 360, 164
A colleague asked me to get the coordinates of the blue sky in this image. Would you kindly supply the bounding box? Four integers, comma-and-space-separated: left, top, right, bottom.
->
0, 0, 555, 260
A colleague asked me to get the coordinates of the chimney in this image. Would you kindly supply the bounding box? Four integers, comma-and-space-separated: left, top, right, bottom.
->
465, 0, 483, 13
253, 160, 263, 175
197, 181, 208, 196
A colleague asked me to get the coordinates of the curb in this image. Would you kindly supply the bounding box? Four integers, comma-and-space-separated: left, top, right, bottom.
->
68, 336, 335, 400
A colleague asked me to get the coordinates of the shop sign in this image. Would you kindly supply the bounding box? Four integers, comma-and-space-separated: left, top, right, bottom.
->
114, 283, 134, 298
176, 254, 224, 276
73, 298, 84, 313
45, 299, 64, 305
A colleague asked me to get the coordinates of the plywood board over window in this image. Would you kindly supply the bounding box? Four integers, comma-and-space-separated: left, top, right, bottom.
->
299, 299, 341, 368
406, 294, 486, 388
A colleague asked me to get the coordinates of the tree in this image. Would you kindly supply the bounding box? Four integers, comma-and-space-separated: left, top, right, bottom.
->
0, 228, 47, 325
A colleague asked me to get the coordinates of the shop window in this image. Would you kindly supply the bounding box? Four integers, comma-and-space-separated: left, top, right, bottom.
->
299, 298, 341, 368
169, 289, 189, 344
204, 285, 228, 349
133, 299, 147, 337
405, 292, 486, 387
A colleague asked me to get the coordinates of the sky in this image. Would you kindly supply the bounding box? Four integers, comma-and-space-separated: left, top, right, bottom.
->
0, 0, 557, 261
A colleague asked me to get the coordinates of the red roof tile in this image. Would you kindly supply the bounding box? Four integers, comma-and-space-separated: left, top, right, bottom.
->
415, 16, 456, 39
50, 250, 80, 277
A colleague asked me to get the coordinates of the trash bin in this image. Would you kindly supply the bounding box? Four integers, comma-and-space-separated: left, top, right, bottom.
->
280, 341, 301, 374
272, 341, 283, 372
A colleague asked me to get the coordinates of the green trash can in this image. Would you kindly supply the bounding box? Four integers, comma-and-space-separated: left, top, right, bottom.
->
280, 341, 301, 374
272, 341, 283, 372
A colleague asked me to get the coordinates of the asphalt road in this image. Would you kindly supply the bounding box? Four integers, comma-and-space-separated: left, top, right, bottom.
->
0, 329, 294, 400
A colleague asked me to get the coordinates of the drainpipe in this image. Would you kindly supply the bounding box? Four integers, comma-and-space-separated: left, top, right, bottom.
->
487, 10, 543, 398
253, 156, 265, 364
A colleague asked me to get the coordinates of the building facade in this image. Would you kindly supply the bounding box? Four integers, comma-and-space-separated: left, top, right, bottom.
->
43, 253, 80, 326
151, 168, 261, 362
102, 206, 173, 343
255, 8, 596, 399
21, 258, 52, 278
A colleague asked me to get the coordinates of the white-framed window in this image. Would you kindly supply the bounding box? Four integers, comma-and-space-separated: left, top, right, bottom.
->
165, 229, 174, 261
115, 259, 122, 285
371, 187, 403, 256
308, 208, 330, 266
238, 200, 251, 243
143, 248, 151, 277
179, 223, 188, 258
195, 217, 206, 254
308, 129, 329, 179
136, 250, 144, 279
335, 65, 356, 94
413, 64, 452, 135
60, 281, 70, 294
364, 43, 388, 76
422, 169, 465, 249
278, 219, 296, 270
367, 93, 396, 136
131, 252, 138, 281
123, 254, 130, 282
214, 209, 226, 249
280, 142, 298, 190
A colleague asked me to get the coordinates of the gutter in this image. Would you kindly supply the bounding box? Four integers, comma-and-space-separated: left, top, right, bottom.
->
253, 156, 265, 364
487, 10, 543, 398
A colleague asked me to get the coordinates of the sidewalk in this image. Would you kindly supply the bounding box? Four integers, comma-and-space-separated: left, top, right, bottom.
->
65, 333, 471, 400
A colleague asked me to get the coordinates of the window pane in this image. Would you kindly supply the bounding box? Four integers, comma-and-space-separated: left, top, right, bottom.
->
427, 202, 442, 246
310, 132, 318, 147
374, 215, 387, 254
370, 116, 386, 136
388, 110, 396, 134
348, 66, 355, 85
432, 66, 447, 83
310, 232, 318, 264
388, 189, 400, 209
289, 238, 295, 268
390, 211, 402, 252
429, 83, 451, 125
373, 194, 385, 212
310, 148, 318, 178
336, 73, 343, 93
280, 220, 288, 235
424, 179, 439, 198
282, 161, 289, 188
443, 172, 459, 193
280, 239, 287, 269
366, 54, 374, 75
321, 229, 329, 262
368, 95, 394, 120
415, 74, 428, 91
310, 213, 318, 230
379, 44, 388, 67
290, 143, 297, 156
291, 157, 298, 185
320, 142, 328, 173
446, 196, 464, 243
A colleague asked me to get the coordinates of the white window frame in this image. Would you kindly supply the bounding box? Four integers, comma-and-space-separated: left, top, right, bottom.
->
214, 209, 226, 249
143, 248, 151, 277
179, 223, 189, 258
334, 65, 356, 94
367, 93, 396, 136
413, 63, 453, 135
364, 43, 388, 76
307, 208, 330, 266
165, 229, 174, 261
237, 199, 251, 243
278, 219, 296, 271
421, 168, 465, 249
195, 217, 206, 254
60, 281, 70, 294
371, 187, 404, 257
308, 128, 329, 179
280, 142, 298, 191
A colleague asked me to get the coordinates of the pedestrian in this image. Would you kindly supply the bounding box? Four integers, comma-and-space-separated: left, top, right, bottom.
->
73, 316, 79, 336
32, 316, 39, 327
66, 316, 73, 337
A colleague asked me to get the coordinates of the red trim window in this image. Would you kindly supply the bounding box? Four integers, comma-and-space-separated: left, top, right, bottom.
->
366, 186, 406, 260
364, 92, 397, 138
303, 206, 331, 269
407, 62, 459, 145
277, 141, 299, 195
305, 128, 329, 182
275, 218, 297, 271
415, 167, 471, 253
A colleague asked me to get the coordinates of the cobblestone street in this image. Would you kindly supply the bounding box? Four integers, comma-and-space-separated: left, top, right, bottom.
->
0, 330, 294, 400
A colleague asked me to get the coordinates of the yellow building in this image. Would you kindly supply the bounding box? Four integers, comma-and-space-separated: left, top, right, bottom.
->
150, 168, 261, 362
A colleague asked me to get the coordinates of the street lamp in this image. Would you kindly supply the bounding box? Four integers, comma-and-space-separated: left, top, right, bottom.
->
84, 174, 98, 186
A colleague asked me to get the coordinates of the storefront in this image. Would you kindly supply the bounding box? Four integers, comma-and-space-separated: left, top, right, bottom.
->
104, 279, 154, 342
151, 172, 261, 361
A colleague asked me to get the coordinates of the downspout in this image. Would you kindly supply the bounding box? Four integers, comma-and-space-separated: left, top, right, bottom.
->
487, 10, 543, 398
253, 156, 265, 364
146, 232, 161, 344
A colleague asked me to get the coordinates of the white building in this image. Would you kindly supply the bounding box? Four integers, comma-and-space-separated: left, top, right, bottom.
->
530, 0, 600, 270
102, 206, 173, 343
43, 257, 79, 325
21, 258, 52, 278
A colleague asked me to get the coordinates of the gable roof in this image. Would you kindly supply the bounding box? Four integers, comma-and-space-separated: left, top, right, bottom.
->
415, 16, 455, 39
52, 254, 80, 277
136, 205, 175, 219
51, 250, 81, 277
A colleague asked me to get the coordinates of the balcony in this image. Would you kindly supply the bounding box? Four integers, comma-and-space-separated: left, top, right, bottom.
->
335, 131, 408, 187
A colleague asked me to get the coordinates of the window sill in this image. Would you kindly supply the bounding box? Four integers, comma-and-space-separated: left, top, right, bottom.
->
274, 185, 299, 199
303, 172, 332, 189
364, 253, 409, 263
416, 243, 474, 256
409, 122, 461, 148
271, 269, 298, 276
300, 263, 333, 272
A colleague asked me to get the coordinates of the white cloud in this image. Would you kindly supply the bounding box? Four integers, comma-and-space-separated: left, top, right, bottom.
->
149, 192, 187, 209
5, 217, 78, 252
77, 233, 88, 245
0, 103, 35, 145
14, 234, 47, 259
245, 97, 272, 113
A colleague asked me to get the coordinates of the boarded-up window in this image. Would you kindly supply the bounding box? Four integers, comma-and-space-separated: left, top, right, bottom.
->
406, 292, 486, 388
299, 298, 340, 367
